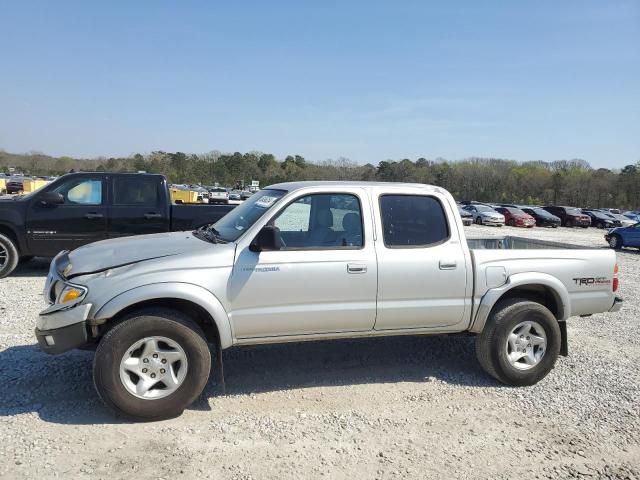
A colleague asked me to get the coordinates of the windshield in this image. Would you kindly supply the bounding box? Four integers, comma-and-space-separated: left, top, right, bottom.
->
567, 208, 582, 215
212, 189, 286, 242
532, 208, 552, 217
476, 205, 496, 213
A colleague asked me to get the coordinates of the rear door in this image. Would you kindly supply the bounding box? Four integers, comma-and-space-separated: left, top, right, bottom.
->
108, 175, 170, 238
374, 192, 469, 330
26, 175, 107, 256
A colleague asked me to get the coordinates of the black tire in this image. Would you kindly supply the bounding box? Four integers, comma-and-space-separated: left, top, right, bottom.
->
476, 298, 561, 386
609, 234, 623, 250
507, 219, 515, 227
475, 216, 483, 225
565, 219, 573, 228
0, 233, 19, 279
596, 222, 604, 229
93, 308, 212, 421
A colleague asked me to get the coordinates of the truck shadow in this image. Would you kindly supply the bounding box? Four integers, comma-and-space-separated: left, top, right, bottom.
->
0, 335, 501, 425
11, 257, 51, 277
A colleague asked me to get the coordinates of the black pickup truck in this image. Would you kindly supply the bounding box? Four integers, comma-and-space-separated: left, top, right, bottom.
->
0, 172, 235, 278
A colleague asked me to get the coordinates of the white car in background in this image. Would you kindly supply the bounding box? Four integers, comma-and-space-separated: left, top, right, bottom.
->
463, 204, 505, 226
208, 187, 229, 204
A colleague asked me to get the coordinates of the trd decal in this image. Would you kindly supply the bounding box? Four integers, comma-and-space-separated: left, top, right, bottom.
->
573, 277, 611, 286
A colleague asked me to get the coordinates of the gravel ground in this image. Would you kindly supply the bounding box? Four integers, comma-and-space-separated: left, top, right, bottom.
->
1, 225, 639, 479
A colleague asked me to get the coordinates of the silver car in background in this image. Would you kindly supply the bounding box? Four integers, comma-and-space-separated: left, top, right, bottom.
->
463, 204, 505, 226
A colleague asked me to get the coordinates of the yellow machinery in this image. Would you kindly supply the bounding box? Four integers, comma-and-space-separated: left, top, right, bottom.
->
22, 179, 51, 193
169, 188, 199, 204
0, 178, 6, 194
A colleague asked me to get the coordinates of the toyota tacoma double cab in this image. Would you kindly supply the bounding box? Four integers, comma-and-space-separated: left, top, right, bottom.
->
0, 172, 234, 278
35, 181, 622, 421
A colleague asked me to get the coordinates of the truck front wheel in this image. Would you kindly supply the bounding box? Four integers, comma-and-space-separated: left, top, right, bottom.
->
93, 308, 212, 421
476, 298, 561, 386
0, 233, 19, 279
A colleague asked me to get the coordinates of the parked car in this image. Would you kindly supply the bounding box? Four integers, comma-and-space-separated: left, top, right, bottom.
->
542, 206, 591, 228
208, 187, 229, 204
6, 178, 25, 194
35, 181, 622, 420
623, 211, 640, 222
240, 190, 254, 200
228, 190, 242, 201
605, 223, 640, 250
0, 172, 236, 278
519, 207, 561, 228
581, 209, 621, 229
457, 205, 473, 226
494, 206, 536, 228
463, 204, 505, 226
602, 211, 636, 227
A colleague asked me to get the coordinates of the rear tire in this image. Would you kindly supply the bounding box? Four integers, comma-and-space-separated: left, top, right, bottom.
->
0, 233, 19, 279
93, 308, 212, 421
476, 298, 561, 386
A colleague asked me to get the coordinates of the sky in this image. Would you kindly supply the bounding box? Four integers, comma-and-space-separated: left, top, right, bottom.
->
0, 1, 638, 168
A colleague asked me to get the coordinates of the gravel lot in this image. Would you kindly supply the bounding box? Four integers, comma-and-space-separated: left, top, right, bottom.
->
1, 225, 639, 479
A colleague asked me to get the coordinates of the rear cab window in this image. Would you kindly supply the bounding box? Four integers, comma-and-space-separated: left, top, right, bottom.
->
379, 194, 449, 247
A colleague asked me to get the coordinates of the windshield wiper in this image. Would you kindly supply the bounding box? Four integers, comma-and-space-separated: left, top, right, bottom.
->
193, 225, 227, 244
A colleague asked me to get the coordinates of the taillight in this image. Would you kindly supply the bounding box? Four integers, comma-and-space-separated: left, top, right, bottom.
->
613, 263, 619, 292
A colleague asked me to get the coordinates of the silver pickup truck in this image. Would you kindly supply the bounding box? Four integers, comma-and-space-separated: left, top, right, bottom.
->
36, 181, 623, 420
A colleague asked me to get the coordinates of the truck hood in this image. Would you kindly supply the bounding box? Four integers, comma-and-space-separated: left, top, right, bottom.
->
65, 231, 219, 278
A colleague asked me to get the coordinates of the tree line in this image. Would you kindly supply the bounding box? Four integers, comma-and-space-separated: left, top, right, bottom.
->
1, 150, 638, 209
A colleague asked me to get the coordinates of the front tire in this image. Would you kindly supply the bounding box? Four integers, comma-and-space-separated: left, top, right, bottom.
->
0, 233, 19, 279
476, 298, 561, 386
93, 308, 212, 421
565, 219, 573, 228
475, 216, 483, 225
609, 234, 622, 250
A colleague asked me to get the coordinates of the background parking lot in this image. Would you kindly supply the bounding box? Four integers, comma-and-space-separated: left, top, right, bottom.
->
1, 225, 639, 479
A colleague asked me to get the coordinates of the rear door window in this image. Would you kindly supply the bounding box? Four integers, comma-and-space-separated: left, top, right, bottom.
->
380, 195, 449, 247
113, 176, 160, 206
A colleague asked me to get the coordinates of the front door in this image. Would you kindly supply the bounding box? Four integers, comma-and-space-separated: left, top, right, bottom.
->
26, 176, 108, 256
374, 193, 468, 330
229, 191, 377, 338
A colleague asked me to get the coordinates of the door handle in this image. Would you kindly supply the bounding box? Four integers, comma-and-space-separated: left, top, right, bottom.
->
84, 213, 104, 220
144, 213, 162, 219
439, 260, 457, 270
347, 263, 367, 274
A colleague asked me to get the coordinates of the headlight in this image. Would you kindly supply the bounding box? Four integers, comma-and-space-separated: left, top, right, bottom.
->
58, 284, 87, 304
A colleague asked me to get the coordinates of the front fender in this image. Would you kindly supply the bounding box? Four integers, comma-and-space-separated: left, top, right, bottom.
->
91, 282, 234, 349
470, 272, 571, 333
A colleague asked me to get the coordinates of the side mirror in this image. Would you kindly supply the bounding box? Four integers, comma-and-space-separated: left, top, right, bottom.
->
39, 192, 64, 206
250, 225, 281, 252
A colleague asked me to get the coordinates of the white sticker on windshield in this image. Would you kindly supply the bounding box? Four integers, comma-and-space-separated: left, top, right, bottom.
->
255, 196, 278, 208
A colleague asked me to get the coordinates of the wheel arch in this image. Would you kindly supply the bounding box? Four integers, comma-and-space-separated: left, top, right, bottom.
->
470, 273, 570, 335
0, 223, 21, 254
92, 283, 234, 349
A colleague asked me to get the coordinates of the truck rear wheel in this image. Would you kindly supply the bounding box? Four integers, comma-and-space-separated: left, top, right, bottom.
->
476, 298, 561, 386
93, 308, 212, 421
0, 233, 19, 279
